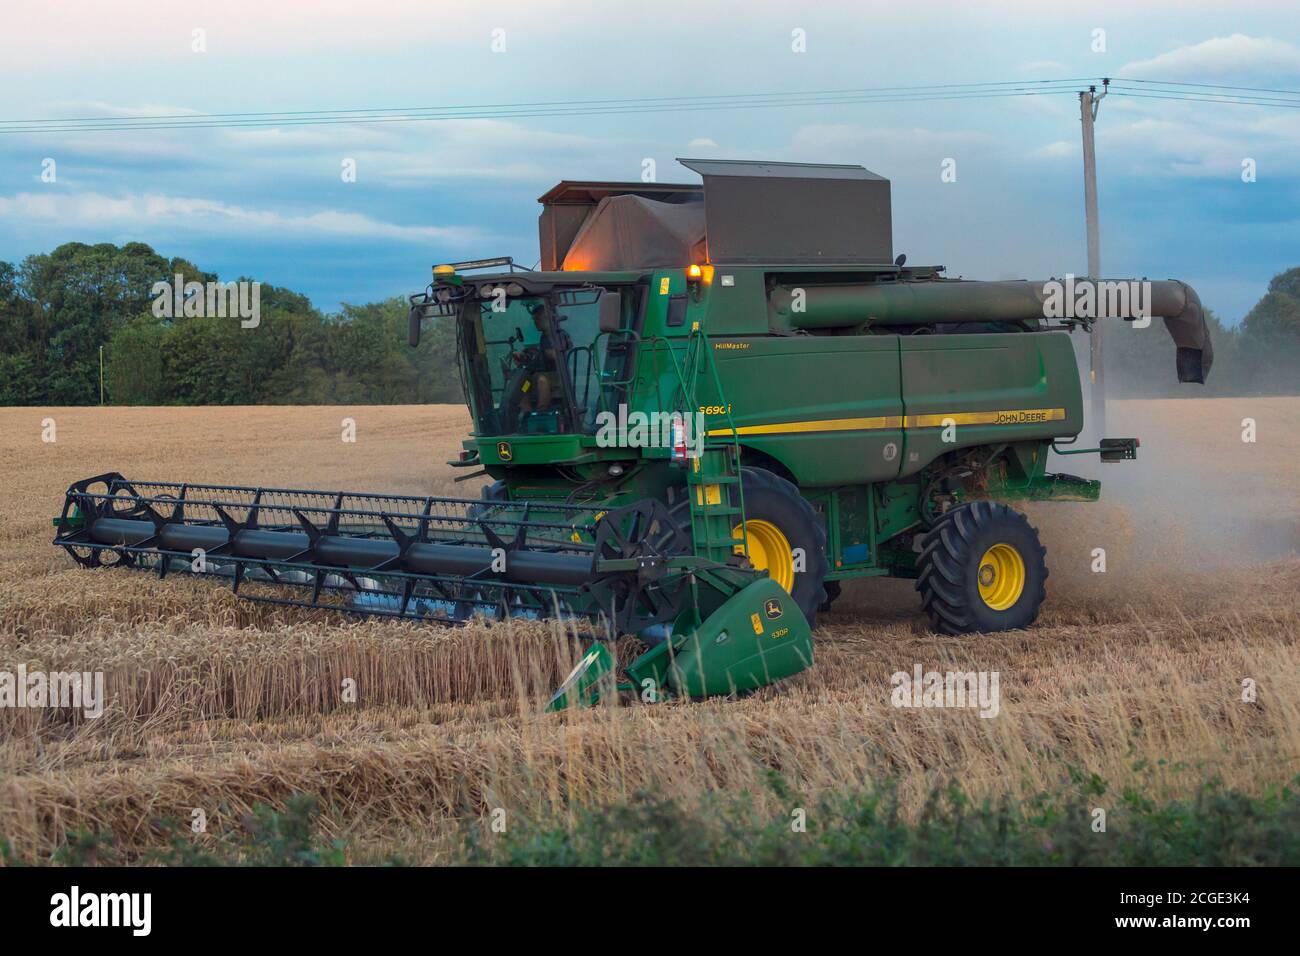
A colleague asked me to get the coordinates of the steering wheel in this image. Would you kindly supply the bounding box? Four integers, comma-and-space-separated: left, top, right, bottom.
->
499, 364, 532, 425
513, 343, 544, 370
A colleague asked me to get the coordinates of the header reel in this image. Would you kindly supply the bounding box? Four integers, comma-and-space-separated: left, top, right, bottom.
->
54, 473, 814, 707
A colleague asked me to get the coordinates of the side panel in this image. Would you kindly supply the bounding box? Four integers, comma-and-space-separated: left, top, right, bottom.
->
703, 335, 904, 485
898, 331, 1082, 477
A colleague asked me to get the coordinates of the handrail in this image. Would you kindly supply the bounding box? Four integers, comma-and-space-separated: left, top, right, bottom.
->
577, 321, 749, 556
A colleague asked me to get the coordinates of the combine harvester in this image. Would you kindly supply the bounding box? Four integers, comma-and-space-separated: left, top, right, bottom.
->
53, 160, 1212, 708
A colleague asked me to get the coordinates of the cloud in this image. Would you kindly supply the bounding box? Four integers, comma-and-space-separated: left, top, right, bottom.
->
1119, 34, 1300, 83
1035, 140, 1076, 158
1073, 37, 1300, 180
1100, 95, 1300, 178
781, 123, 1002, 186
0, 108, 614, 203
0, 191, 475, 243
1021, 60, 1067, 74
0, 0, 622, 68
789, 122, 996, 159
372, 119, 603, 185
36, 101, 204, 119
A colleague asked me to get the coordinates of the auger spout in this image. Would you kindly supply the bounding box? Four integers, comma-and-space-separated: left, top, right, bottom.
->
770, 277, 1213, 383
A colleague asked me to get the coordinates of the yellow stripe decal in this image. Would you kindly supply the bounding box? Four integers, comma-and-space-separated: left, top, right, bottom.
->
706, 408, 1065, 437
709, 416, 903, 437
908, 408, 1066, 428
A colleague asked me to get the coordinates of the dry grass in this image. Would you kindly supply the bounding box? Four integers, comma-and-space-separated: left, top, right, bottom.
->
0, 399, 1297, 863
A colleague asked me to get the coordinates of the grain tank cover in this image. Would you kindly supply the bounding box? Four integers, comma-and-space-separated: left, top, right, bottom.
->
538, 180, 703, 271
561, 194, 706, 272
677, 158, 892, 265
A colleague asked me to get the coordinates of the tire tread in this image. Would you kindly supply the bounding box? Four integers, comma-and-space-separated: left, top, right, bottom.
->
914, 500, 1048, 635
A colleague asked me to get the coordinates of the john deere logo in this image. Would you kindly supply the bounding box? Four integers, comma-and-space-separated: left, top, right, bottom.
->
497, 441, 512, 462
764, 598, 783, 620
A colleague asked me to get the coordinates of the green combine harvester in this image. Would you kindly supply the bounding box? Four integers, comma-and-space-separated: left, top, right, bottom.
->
53, 159, 1212, 708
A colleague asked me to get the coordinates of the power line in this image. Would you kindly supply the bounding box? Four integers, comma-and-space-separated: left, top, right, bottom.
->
0, 91, 1083, 134
0, 87, 1087, 133
7, 74, 1298, 136
0, 80, 1089, 134
1104, 76, 1300, 108
1109, 90, 1300, 109
1110, 77, 1300, 97
0, 77, 1098, 126
1111, 87, 1300, 105
1108, 80, 1300, 106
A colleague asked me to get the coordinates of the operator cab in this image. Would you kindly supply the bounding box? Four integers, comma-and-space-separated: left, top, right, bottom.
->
409, 263, 637, 439
485, 297, 574, 435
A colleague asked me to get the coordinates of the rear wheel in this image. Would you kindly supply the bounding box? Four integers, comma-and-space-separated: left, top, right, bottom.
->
915, 500, 1047, 634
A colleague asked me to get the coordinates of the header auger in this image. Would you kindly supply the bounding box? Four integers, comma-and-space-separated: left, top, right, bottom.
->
54, 463, 810, 709
55, 158, 1211, 707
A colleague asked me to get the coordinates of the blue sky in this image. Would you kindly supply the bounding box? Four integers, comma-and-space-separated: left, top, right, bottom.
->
1, 0, 1297, 323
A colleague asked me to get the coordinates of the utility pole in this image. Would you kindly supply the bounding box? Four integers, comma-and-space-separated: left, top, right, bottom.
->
99, 345, 105, 405
1079, 79, 1108, 438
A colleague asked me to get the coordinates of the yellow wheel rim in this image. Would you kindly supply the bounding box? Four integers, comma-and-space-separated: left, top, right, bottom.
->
977, 543, 1026, 611
732, 519, 795, 593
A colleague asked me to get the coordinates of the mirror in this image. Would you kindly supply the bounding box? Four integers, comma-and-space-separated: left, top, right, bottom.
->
598, 290, 623, 333
407, 304, 423, 347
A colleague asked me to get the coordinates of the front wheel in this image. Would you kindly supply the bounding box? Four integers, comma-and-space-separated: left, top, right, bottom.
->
731, 467, 829, 626
668, 466, 829, 626
915, 501, 1047, 634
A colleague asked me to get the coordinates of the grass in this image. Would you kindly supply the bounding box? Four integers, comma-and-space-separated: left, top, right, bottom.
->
0, 399, 1296, 865
461, 775, 1300, 867
17, 774, 1300, 867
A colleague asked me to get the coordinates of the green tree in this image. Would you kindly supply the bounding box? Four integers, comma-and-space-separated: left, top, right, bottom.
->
1104, 308, 1241, 397
13, 242, 209, 404
1238, 267, 1300, 393
103, 315, 169, 404
0, 261, 46, 404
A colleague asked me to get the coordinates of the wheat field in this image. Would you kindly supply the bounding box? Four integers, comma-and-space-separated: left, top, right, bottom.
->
1, 398, 1297, 863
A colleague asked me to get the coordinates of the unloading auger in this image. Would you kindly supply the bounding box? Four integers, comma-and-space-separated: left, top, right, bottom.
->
54, 158, 1212, 707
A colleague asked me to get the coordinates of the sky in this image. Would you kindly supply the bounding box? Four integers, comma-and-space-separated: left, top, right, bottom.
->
1, 0, 1297, 323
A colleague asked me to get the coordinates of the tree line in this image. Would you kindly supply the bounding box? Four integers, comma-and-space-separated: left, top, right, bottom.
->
1104, 269, 1300, 397
0, 242, 461, 406
0, 241, 1296, 406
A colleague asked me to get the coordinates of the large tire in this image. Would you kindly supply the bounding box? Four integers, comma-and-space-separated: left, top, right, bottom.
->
915, 500, 1047, 634
674, 467, 829, 626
